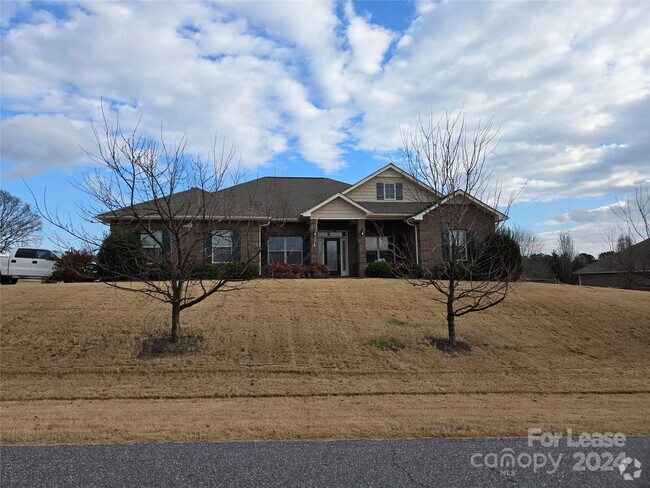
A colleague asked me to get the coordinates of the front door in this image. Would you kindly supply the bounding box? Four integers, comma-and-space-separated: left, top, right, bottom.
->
324, 238, 341, 276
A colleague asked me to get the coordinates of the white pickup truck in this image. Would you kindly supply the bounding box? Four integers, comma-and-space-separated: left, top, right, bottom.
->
0, 248, 59, 284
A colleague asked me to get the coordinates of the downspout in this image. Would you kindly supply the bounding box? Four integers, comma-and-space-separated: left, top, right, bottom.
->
406, 219, 419, 265
259, 221, 270, 276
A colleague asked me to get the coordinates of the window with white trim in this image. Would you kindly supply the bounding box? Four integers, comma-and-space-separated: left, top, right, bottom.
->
268, 236, 302, 264
376, 182, 403, 200
212, 230, 233, 263
366, 236, 395, 263
444, 230, 468, 261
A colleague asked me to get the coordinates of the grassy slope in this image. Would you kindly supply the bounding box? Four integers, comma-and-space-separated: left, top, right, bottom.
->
1, 279, 649, 444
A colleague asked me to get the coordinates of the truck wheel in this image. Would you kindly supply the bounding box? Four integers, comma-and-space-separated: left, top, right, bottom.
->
1, 276, 18, 285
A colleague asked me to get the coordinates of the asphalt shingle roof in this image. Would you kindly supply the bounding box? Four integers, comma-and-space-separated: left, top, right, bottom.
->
360, 201, 432, 215
575, 238, 650, 274
98, 176, 444, 221
99, 177, 352, 221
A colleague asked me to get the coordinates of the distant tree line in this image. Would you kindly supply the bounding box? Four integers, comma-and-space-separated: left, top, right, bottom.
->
521, 231, 600, 284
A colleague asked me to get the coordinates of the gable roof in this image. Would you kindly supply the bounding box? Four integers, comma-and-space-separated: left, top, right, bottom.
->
301, 193, 372, 217
575, 238, 650, 274
97, 167, 503, 223
408, 190, 508, 222
341, 163, 440, 198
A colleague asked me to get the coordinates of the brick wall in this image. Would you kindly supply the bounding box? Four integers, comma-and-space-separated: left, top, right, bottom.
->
418, 206, 496, 268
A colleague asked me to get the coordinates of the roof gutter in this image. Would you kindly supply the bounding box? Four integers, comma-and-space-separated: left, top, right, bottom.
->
406, 218, 419, 265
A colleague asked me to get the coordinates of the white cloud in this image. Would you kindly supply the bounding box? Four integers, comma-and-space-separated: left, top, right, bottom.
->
0, 114, 88, 177
345, 3, 395, 76
537, 197, 649, 256
0, 0, 648, 202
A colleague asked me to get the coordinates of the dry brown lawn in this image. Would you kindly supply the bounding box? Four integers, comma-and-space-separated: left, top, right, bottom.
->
1, 279, 649, 445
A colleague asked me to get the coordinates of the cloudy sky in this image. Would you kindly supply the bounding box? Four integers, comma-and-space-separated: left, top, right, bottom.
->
1, 0, 649, 254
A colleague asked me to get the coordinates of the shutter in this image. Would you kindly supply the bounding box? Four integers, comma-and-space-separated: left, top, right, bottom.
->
376, 182, 384, 200
396, 183, 403, 200
204, 232, 213, 263
162, 230, 171, 255
232, 230, 241, 262
441, 231, 450, 261
302, 234, 311, 265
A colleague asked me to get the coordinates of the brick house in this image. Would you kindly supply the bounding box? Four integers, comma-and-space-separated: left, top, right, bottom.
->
574, 238, 650, 290
99, 164, 507, 277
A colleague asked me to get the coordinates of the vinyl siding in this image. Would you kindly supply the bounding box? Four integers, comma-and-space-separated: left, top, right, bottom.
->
311, 198, 367, 219
346, 168, 432, 203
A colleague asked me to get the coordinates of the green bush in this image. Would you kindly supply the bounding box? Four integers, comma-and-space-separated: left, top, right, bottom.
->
187, 261, 258, 280
96, 228, 144, 280
225, 261, 258, 280
365, 261, 392, 278
477, 229, 523, 280
145, 261, 173, 280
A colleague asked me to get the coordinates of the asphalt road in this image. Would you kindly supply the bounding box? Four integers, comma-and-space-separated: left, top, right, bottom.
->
1, 436, 648, 487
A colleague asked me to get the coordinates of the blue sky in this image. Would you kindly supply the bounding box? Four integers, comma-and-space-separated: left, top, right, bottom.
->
1, 1, 649, 255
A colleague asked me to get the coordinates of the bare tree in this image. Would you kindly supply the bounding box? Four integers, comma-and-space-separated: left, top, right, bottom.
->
396, 110, 520, 346
33, 113, 276, 342
509, 225, 543, 259
604, 183, 650, 286
0, 190, 43, 253
612, 183, 649, 242
510, 225, 544, 279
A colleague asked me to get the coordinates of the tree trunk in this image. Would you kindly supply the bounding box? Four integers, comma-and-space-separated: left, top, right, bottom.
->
447, 300, 456, 346
447, 266, 456, 346
171, 303, 181, 343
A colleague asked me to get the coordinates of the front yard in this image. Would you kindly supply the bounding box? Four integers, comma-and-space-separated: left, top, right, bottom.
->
1, 279, 648, 444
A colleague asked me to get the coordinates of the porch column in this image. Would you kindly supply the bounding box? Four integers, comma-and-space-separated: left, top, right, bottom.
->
309, 219, 319, 264
357, 219, 366, 277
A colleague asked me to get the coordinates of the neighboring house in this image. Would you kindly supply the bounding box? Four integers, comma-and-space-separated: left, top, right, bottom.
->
575, 238, 650, 291
98, 164, 506, 277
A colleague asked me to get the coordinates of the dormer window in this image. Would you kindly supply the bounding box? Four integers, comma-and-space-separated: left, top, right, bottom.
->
376, 182, 403, 201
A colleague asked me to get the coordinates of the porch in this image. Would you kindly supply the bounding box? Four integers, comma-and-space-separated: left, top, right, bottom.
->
262, 219, 419, 277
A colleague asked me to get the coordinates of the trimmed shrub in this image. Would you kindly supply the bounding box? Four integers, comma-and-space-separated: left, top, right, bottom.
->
264, 262, 293, 278
45, 250, 96, 283
226, 261, 259, 280
291, 264, 309, 278
309, 263, 330, 278
185, 261, 259, 280
263, 262, 330, 278
186, 262, 218, 280
365, 261, 391, 278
